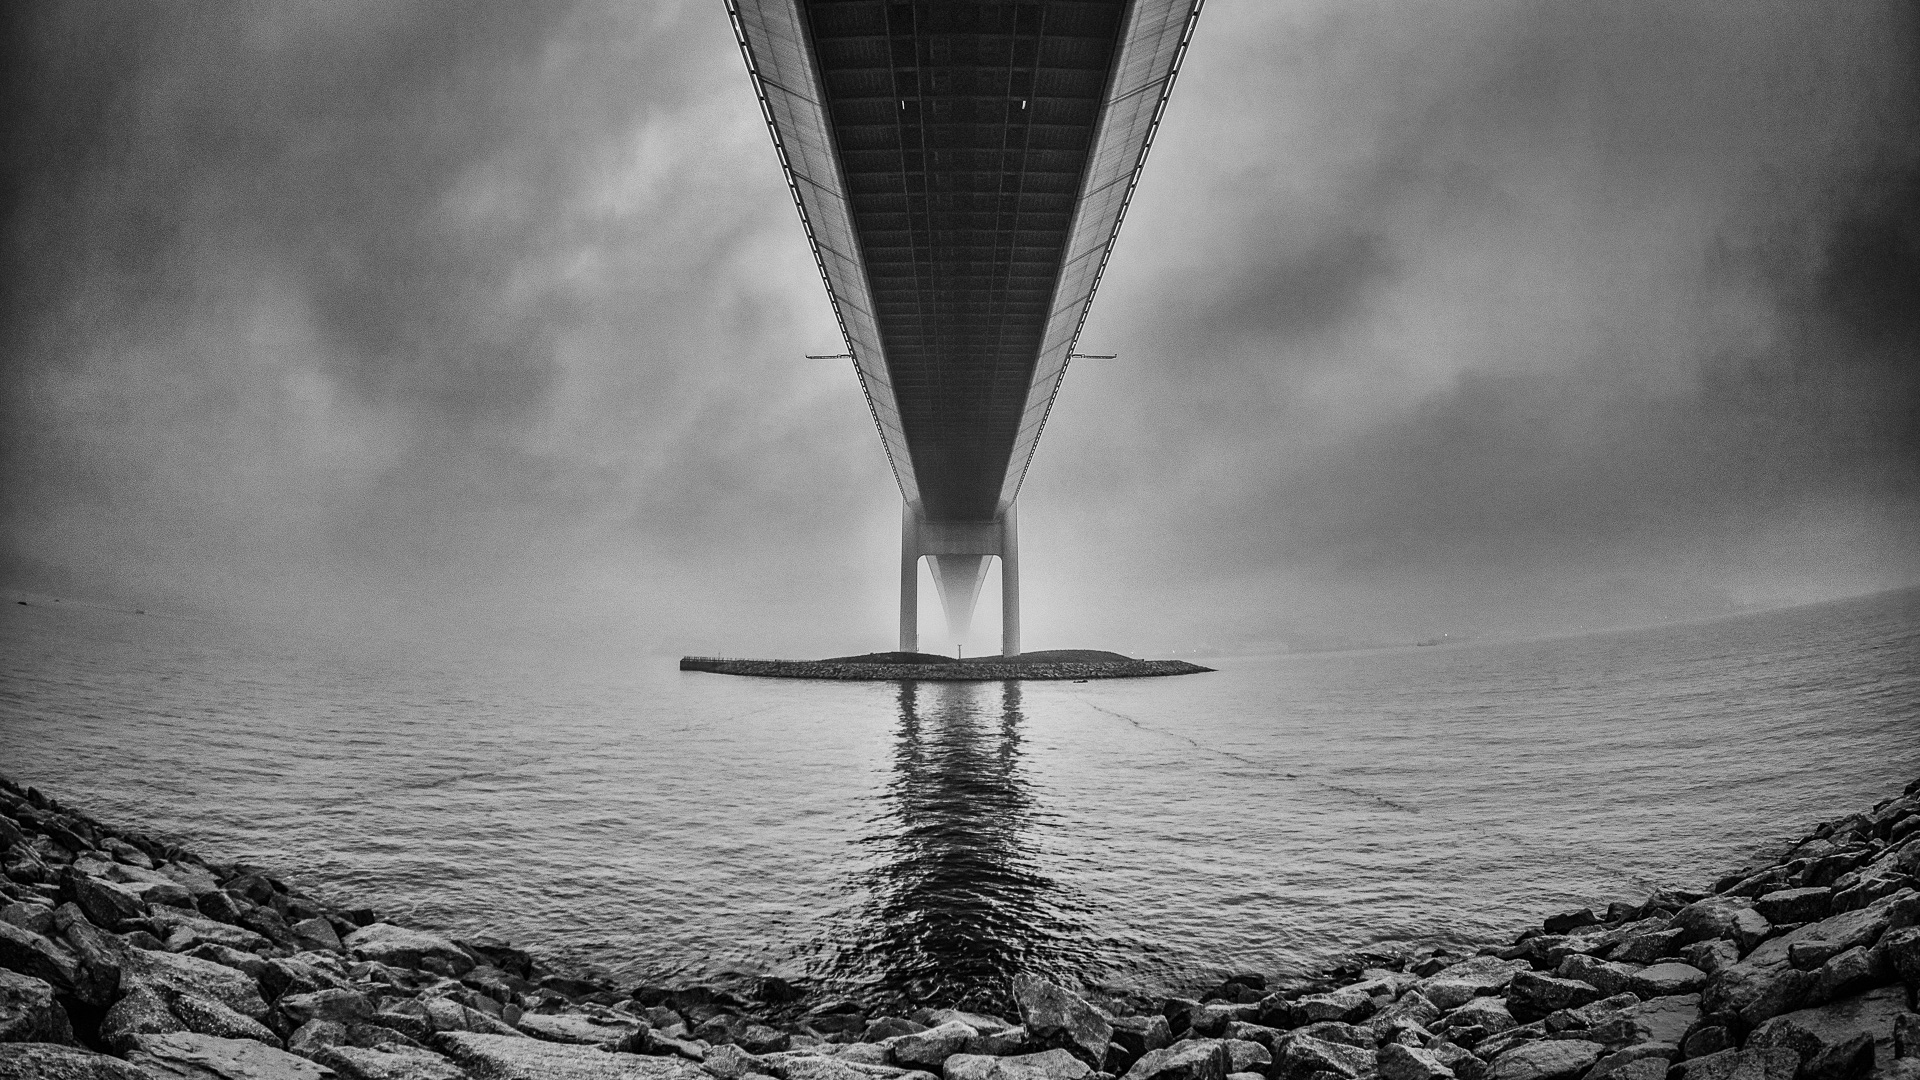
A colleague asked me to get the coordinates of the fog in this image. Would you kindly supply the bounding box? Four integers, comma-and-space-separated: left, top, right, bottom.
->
4, 0, 1915, 659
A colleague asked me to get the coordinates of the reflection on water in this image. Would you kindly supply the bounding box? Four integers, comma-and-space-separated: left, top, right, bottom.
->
820, 680, 1097, 1011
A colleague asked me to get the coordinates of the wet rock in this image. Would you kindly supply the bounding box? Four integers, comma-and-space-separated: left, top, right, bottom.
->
1369, 989, 1442, 1036
0, 969, 72, 1044
869, 1019, 931, 1042
1508, 973, 1603, 1023
929, 1012, 1016, 1035
516, 1011, 644, 1046
241, 904, 299, 948
442, 1029, 717, 1079
1672, 900, 1771, 955
0, 1042, 149, 1079
1544, 911, 1601, 935
1379, 1043, 1456, 1080
120, 947, 270, 1021
195, 889, 251, 925
1123, 1039, 1232, 1080
965, 1027, 1029, 1057
891, 1021, 981, 1070
1013, 976, 1111, 1070
1450, 997, 1520, 1036
1291, 988, 1376, 1026
1627, 964, 1708, 999
1681, 941, 1741, 976
1675, 1046, 1798, 1080
344, 924, 475, 977
1682, 1025, 1734, 1060
1754, 889, 1832, 925
312, 1043, 468, 1080
157, 863, 221, 899
1486, 1040, 1604, 1080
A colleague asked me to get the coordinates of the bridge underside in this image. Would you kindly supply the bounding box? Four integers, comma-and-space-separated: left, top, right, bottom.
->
730, 0, 1200, 651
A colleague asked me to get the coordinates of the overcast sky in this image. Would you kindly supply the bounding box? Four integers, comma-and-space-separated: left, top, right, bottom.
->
4, 0, 1916, 657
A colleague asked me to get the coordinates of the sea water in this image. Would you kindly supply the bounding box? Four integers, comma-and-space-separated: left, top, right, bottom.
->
2, 588, 1916, 1007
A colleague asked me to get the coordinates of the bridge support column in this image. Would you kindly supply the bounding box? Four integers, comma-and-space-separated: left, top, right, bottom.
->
899, 503, 919, 653
1000, 503, 1020, 657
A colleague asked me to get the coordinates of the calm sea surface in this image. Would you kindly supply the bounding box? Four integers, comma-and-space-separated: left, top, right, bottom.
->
3, 589, 1916, 1009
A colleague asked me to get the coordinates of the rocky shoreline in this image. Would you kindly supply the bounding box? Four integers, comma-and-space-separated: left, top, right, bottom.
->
2, 771, 1918, 1080
677, 657, 1214, 681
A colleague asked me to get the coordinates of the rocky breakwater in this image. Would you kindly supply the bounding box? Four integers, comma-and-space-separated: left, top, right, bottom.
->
3, 770, 1920, 1080
679, 651, 1213, 681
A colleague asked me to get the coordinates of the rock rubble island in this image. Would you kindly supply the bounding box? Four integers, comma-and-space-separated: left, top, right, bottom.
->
1, 769, 1918, 1080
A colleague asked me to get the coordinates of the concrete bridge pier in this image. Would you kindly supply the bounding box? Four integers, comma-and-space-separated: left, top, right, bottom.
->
899, 502, 1020, 658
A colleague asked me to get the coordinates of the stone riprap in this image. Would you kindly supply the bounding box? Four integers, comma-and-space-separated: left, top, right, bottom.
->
1, 771, 1917, 1080
677, 658, 1213, 681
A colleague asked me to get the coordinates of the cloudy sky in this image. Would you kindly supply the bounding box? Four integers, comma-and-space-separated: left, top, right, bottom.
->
4, 0, 1916, 657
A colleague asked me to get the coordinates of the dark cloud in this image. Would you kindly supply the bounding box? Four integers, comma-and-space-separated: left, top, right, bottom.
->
3, 0, 1916, 655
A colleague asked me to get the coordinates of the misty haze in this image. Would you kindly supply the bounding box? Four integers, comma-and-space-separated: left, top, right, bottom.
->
1, 2, 1917, 1078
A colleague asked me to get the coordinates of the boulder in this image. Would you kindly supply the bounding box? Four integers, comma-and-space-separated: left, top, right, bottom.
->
287, 1018, 349, 1058
0, 904, 53, 937
120, 879, 195, 910
52, 906, 124, 1006
1588, 1044, 1675, 1080
1672, 900, 1771, 954
1292, 988, 1376, 1025
1627, 965, 1708, 999
1369, 990, 1441, 1037
1487, 1041, 1604, 1080
1278, 1034, 1374, 1080
1379, 1043, 1457, 1080
1291, 1022, 1374, 1048
1110, 1016, 1171, 1058
1877, 926, 1920, 986
99, 987, 186, 1053
289, 918, 344, 954
157, 863, 222, 898
144, 908, 270, 953
1681, 942, 1741, 976
280, 988, 376, 1028
515, 1011, 643, 1046
1755, 889, 1833, 925
892, 1022, 981, 1070
1222, 1040, 1269, 1074
120, 947, 270, 1021
1748, 986, 1913, 1074
1417, 959, 1531, 1010
0, 1042, 149, 1079
1586, 994, 1700, 1049
1612, 931, 1688, 965
438, 1030, 711, 1078
0, 969, 71, 1044
312, 1043, 469, 1079
1220, 1022, 1285, 1049
1555, 956, 1640, 998
124, 1031, 331, 1079
998, 1049, 1091, 1080
1675, 1046, 1798, 1080
0, 920, 83, 996
929, 1012, 1017, 1035
1508, 973, 1603, 1023
64, 873, 145, 931
343, 924, 475, 977
870, 1019, 931, 1042
1123, 1039, 1232, 1080
1012, 976, 1111, 1070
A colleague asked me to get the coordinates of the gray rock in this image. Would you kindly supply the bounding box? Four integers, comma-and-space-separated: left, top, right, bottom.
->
999, 1049, 1091, 1080
1612, 931, 1687, 965
0, 969, 71, 1044
1487, 1041, 1603, 1080
1110, 1016, 1170, 1058
120, 947, 270, 1021
892, 1022, 981, 1070
1682, 1026, 1733, 1060
121, 879, 196, 910
1012, 976, 1111, 1070
0, 904, 53, 937
1508, 973, 1603, 1023
1588, 1044, 1674, 1080
1555, 956, 1641, 998
124, 1031, 330, 1079
158, 863, 222, 899
1292, 988, 1376, 1025
1290, 1022, 1373, 1049
1417, 959, 1531, 1010
1876, 926, 1920, 986
1671, 900, 1770, 954
343, 924, 475, 977
280, 988, 375, 1027
51, 905, 123, 1006
1680, 942, 1740, 976
1221, 1040, 1268, 1074
515, 1011, 643, 1046
1748, 986, 1912, 1074
145, 908, 271, 953
287, 1018, 350, 1058
1754, 888, 1832, 925
65, 872, 145, 931
170, 989, 283, 1047
312, 1043, 468, 1080
1219, 1022, 1283, 1050
703, 1044, 766, 1080
869, 1019, 931, 1042
1446, 997, 1519, 1037
0, 920, 83, 996
438, 1030, 711, 1078
1675, 1046, 1798, 1080
1123, 1039, 1232, 1080
1369, 991, 1442, 1038
1626, 965, 1707, 999
99, 987, 186, 1053
1897, 1012, 1920, 1059
0, 1042, 149, 1079
1379, 1044, 1456, 1080
290, 918, 344, 954
1587, 995, 1699, 1048
928, 1012, 1017, 1036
